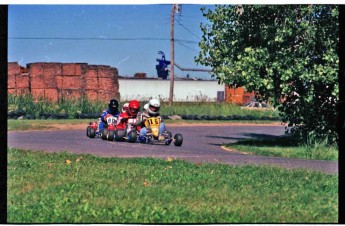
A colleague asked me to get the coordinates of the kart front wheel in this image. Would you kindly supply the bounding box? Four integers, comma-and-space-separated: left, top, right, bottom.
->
107, 130, 114, 141
101, 128, 108, 140
115, 130, 126, 141
173, 134, 183, 146
127, 130, 137, 143
89, 128, 96, 138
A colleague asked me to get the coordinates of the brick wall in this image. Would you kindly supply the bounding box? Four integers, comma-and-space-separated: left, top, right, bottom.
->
8, 62, 120, 102
225, 86, 255, 105
8, 62, 30, 96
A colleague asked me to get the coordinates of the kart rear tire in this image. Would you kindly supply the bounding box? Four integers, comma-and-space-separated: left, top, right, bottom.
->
115, 129, 126, 141
173, 134, 183, 146
86, 126, 91, 137
89, 128, 96, 138
101, 128, 108, 140
107, 130, 114, 141
127, 130, 137, 143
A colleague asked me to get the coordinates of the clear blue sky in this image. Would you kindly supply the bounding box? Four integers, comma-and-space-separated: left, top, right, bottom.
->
8, 4, 215, 80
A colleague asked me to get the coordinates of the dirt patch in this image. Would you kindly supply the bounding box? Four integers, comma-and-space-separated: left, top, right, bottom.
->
220, 145, 251, 155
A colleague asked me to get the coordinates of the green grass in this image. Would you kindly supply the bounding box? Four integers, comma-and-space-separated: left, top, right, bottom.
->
8, 94, 280, 119
8, 94, 107, 118
7, 119, 93, 131
224, 136, 338, 161
159, 102, 280, 118
8, 148, 338, 223
7, 119, 279, 131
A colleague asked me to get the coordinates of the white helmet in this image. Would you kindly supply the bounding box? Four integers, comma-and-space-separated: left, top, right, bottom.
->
148, 99, 160, 116
122, 103, 129, 113
143, 103, 149, 111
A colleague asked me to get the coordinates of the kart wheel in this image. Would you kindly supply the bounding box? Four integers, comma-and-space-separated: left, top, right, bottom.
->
115, 130, 126, 141
107, 130, 114, 141
89, 128, 96, 138
86, 126, 91, 137
173, 134, 183, 146
165, 131, 172, 145
101, 128, 108, 140
127, 130, 137, 143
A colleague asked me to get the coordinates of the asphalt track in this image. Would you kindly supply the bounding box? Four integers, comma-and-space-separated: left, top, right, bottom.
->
7, 124, 338, 174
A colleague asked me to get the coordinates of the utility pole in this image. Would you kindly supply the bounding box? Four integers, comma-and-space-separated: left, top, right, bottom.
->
169, 4, 176, 104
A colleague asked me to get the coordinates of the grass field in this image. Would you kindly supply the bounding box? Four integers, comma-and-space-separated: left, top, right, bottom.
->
7, 148, 338, 223
224, 136, 339, 161
7, 119, 280, 131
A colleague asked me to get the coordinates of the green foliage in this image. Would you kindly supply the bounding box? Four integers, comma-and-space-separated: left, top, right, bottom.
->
159, 101, 279, 118
8, 94, 107, 118
8, 148, 338, 223
303, 132, 338, 160
8, 94, 280, 119
226, 136, 338, 160
196, 5, 339, 143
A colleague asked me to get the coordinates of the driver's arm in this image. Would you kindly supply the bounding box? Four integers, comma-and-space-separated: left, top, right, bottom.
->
101, 111, 108, 123
157, 115, 164, 123
134, 112, 147, 127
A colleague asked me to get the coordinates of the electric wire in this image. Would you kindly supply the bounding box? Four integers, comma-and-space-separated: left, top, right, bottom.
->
176, 21, 202, 41
9, 37, 169, 41
9, 36, 200, 45
176, 40, 200, 53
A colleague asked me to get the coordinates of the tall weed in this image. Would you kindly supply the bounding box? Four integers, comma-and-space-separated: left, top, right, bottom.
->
8, 94, 106, 118
303, 132, 338, 160
8, 94, 280, 118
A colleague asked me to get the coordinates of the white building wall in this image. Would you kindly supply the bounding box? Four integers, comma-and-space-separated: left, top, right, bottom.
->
118, 79, 224, 102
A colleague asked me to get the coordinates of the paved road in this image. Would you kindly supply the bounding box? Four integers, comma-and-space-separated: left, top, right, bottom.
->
7, 125, 338, 174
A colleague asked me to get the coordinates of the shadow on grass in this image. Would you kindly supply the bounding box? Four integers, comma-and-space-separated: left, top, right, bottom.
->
206, 135, 244, 140
234, 134, 299, 147
206, 133, 297, 146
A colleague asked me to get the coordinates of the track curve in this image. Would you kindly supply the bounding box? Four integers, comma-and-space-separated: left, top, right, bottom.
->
7, 125, 338, 174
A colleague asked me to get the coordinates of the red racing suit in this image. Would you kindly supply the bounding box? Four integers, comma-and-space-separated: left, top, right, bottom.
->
116, 112, 141, 132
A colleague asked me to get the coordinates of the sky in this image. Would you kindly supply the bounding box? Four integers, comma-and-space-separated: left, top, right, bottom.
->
8, 4, 216, 80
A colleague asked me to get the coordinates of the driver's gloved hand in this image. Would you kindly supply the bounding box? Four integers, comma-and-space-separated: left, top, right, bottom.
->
120, 117, 128, 123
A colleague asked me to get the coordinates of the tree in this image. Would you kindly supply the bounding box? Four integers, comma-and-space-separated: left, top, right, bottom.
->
196, 5, 339, 142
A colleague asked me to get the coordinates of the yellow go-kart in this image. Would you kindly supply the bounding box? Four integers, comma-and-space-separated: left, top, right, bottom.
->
142, 117, 183, 146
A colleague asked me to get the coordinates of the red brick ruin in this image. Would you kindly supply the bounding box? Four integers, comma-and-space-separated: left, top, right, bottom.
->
8, 62, 120, 102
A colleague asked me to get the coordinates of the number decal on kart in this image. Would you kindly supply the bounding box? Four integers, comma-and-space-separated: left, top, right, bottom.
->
145, 117, 160, 126
106, 116, 117, 124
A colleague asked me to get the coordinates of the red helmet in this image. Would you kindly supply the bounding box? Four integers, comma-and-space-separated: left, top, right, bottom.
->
127, 100, 140, 116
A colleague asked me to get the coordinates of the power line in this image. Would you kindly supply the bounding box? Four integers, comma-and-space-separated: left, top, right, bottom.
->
176, 21, 202, 41
176, 40, 200, 53
8, 37, 169, 41
175, 39, 199, 45
9, 36, 200, 45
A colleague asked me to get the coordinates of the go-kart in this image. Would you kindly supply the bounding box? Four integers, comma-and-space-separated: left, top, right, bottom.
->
100, 115, 118, 141
86, 120, 100, 138
86, 115, 118, 141
141, 117, 183, 146
115, 119, 138, 143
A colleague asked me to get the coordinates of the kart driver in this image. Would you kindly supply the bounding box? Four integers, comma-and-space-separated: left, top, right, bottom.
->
99, 99, 120, 132
116, 100, 141, 131
135, 98, 167, 142
121, 102, 129, 113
